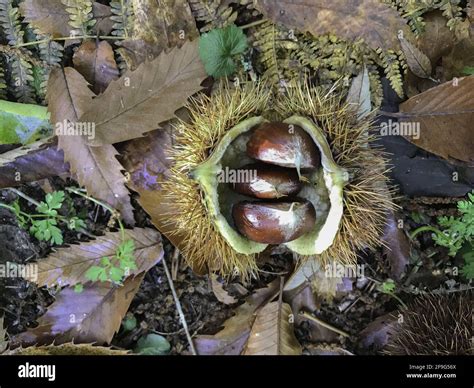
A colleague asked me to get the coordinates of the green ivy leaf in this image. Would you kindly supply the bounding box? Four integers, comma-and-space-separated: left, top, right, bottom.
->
199, 24, 248, 78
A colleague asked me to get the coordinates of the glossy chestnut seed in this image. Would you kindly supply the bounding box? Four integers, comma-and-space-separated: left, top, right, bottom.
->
246, 122, 320, 169
232, 200, 316, 244
231, 163, 302, 199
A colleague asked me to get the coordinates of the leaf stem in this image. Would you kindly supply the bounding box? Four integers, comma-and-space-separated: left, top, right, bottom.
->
239, 19, 266, 30
15, 35, 125, 48
299, 311, 350, 338
65, 187, 125, 239
409, 225, 444, 240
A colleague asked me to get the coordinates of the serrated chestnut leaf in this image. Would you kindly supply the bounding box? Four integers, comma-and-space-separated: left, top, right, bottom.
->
246, 122, 320, 170
232, 200, 316, 244
231, 163, 302, 199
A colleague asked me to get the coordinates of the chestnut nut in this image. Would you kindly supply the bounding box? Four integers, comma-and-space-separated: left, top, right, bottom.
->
247, 122, 321, 170
232, 163, 302, 199
232, 200, 316, 244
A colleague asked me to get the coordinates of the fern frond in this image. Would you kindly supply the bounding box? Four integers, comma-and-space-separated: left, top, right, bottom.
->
189, 0, 238, 32
251, 20, 282, 84
36, 36, 63, 67
31, 65, 48, 103
0, 0, 24, 45
378, 48, 404, 97
61, 0, 96, 37
0, 55, 7, 99
8, 54, 35, 103
110, 0, 133, 38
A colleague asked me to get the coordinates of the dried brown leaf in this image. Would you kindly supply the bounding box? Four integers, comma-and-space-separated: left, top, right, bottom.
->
382, 212, 409, 280
81, 40, 207, 146
254, 0, 411, 50
210, 274, 237, 305
0, 139, 70, 188
399, 75, 474, 163
13, 274, 144, 347
47, 67, 134, 224
400, 37, 432, 79
19, 0, 70, 37
119, 0, 198, 70
25, 228, 163, 287
6, 343, 129, 355
194, 279, 279, 355
73, 41, 119, 94
244, 301, 302, 355
418, 11, 457, 64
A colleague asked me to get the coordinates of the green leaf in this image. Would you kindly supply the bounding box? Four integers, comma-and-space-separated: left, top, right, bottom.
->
0, 100, 50, 145
379, 279, 396, 293
85, 266, 105, 282
109, 267, 124, 283
74, 284, 84, 293
45, 191, 65, 210
199, 24, 248, 78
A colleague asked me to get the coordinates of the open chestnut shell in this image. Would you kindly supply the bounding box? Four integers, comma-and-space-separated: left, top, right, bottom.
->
232, 200, 316, 244
231, 163, 302, 199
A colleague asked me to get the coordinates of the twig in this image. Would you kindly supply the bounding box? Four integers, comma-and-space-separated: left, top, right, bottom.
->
299, 311, 350, 338
171, 248, 180, 281
161, 255, 197, 355
8, 188, 41, 207
239, 19, 266, 30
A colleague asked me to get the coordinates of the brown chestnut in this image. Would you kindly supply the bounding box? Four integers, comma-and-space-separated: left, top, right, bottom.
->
231, 163, 302, 199
232, 200, 316, 244
246, 122, 320, 170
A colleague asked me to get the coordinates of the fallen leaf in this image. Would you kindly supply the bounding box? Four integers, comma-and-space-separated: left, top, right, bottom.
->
359, 312, 399, 351
244, 301, 302, 355
5, 343, 129, 355
25, 228, 163, 287
194, 279, 279, 355
82, 40, 207, 146
13, 274, 144, 346
118, 0, 199, 70
92, 2, 114, 35
306, 344, 353, 355
119, 125, 193, 268
399, 37, 432, 79
210, 274, 237, 305
442, 36, 474, 81
19, 0, 70, 38
346, 66, 371, 119
254, 0, 411, 50
399, 75, 474, 164
382, 212, 409, 280
418, 11, 456, 64
73, 41, 119, 94
0, 138, 70, 188
20, 1, 110, 38
47, 67, 135, 224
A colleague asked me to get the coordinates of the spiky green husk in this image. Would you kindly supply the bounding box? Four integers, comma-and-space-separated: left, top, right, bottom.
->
384, 293, 473, 355
163, 79, 394, 278
276, 82, 395, 267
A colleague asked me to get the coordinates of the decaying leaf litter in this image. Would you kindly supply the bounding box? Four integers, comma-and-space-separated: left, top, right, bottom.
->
0, 0, 472, 356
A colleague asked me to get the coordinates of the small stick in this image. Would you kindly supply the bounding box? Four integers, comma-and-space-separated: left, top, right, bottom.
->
8, 188, 41, 207
161, 255, 197, 355
171, 248, 180, 281
299, 311, 350, 338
